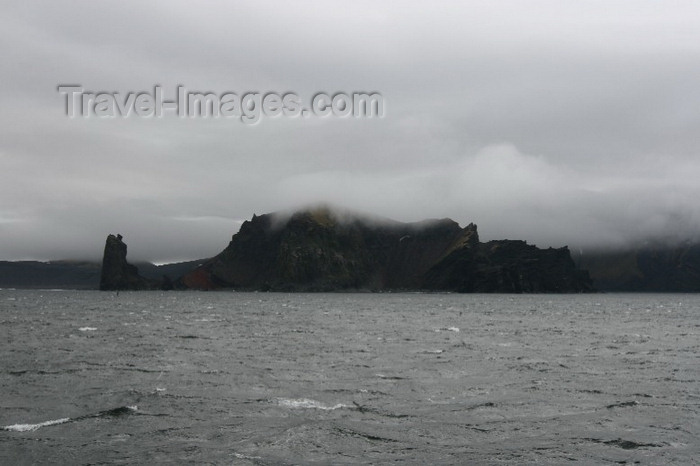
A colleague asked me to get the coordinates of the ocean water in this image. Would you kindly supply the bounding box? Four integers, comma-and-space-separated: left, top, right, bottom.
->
1, 290, 698, 465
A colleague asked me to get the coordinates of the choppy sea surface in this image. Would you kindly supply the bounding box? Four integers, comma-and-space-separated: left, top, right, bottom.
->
1, 290, 698, 465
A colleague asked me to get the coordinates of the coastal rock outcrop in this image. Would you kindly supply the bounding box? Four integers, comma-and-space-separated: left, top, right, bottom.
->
179, 207, 593, 292
99, 234, 157, 290
423, 239, 591, 292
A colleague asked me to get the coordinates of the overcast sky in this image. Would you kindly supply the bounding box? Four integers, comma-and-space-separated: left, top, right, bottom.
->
2, 1, 700, 262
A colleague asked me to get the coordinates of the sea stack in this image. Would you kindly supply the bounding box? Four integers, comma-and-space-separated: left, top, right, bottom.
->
99, 234, 156, 290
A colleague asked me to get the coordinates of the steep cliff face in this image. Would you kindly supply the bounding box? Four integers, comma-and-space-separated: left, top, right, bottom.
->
424, 239, 592, 293
579, 244, 700, 291
180, 208, 466, 290
180, 207, 592, 292
99, 234, 157, 290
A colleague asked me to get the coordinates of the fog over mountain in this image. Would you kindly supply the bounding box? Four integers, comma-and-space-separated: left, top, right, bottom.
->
2, 1, 700, 262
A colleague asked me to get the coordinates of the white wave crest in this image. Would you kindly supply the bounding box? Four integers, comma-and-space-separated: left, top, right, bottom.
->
3, 417, 70, 432
275, 398, 348, 410
233, 452, 263, 460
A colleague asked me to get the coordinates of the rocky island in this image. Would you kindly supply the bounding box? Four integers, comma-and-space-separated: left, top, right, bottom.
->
99, 207, 593, 292
105, 206, 592, 293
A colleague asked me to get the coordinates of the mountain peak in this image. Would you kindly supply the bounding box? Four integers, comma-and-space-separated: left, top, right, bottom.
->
178, 208, 590, 292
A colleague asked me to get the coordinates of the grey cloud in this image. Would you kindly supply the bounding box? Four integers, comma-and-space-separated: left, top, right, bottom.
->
2, 1, 700, 261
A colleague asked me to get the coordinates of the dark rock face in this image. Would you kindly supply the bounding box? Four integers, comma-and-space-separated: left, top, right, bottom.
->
180, 207, 592, 293
424, 239, 592, 293
0, 261, 100, 289
99, 234, 156, 290
579, 243, 700, 291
